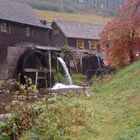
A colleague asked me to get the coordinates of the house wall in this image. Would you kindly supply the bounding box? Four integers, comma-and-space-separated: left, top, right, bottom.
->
0, 46, 27, 80
0, 20, 50, 47
50, 23, 67, 48
68, 38, 100, 50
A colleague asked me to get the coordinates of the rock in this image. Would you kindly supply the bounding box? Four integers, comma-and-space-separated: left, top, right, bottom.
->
0, 114, 6, 122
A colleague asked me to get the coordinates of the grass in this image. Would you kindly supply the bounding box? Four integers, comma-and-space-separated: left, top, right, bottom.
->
81, 61, 140, 140
35, 10, 110, 25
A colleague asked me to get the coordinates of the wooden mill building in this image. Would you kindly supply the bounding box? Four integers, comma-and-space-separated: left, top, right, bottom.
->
0, 0, 51, 80
51, 20, 103, 52
50, 20, 104, 72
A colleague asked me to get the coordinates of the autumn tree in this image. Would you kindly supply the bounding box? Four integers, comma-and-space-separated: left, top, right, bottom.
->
100, 0, 140, 68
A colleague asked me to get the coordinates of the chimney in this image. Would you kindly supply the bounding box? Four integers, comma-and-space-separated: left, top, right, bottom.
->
40, 20, 47, 25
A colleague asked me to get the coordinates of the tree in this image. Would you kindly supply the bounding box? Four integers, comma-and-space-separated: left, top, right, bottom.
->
100, 0, 140, 68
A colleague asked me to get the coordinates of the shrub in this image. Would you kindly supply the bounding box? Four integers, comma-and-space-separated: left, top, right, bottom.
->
20, 96, 93, 140
0, 79, 93, 140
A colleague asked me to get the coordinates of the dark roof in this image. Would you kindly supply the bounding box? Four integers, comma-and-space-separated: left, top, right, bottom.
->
53, 20, 104, 39
0, 0, 50, 29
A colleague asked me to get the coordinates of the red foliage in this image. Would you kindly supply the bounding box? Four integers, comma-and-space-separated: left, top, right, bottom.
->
100, 0, 140, 68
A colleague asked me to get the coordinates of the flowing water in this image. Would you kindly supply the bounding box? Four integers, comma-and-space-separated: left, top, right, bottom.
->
51, 83, 82, 90
52, 57, 82, 90
57, 57, 73, 85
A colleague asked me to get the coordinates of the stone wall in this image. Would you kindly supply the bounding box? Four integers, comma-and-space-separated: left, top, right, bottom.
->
7, 46, 26, 79
0, 47, 8, 79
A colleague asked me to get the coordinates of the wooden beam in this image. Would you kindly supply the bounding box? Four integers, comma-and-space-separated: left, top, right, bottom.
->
48, 51, 52, 87
80, 53, 83, 73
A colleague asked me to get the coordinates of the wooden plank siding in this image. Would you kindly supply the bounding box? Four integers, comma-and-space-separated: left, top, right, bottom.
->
50, 23, 68, 48
0, 20, 50, 47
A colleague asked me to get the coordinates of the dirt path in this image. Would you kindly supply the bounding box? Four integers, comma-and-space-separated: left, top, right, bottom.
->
0, 93, 14, 114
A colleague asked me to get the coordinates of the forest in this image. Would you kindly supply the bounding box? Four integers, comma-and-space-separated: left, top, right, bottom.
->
13, 0, 125, 16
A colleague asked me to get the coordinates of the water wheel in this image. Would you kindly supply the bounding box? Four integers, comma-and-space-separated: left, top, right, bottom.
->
17, 50, 49, 86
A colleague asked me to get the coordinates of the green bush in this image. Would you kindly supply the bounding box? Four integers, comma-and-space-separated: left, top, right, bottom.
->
72, 73, 86, 85
0, 79, 93, 140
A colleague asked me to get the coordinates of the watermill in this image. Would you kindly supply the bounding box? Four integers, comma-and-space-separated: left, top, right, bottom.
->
17, 47, 60, 88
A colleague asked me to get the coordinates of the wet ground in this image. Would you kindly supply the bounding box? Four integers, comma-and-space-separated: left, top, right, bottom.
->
0, 93, 14, 114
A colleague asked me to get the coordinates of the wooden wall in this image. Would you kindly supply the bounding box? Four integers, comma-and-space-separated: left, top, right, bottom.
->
50, 23, 68, 48
0, 20, 50, 47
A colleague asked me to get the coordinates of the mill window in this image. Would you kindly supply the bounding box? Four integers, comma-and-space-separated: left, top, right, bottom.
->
77, 39, 84, 49
26, 27, 33, 37
0, 23, 11, 33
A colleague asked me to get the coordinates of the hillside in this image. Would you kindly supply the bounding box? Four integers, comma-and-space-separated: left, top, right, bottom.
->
13, 0, 125, 16
90, 61, 140, 139
35, 10, 110, 25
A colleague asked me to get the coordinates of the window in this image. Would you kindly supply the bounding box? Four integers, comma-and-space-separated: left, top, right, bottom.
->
53, 28, 59, 36
88, 41, 97, 50
91, 41, 96, 50
77, 39, 84, 49
26, 27, 33, 37
0, 23, 10, 33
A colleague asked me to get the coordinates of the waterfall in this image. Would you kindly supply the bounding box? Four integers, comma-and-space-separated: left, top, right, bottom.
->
57, 57, 73, 85
96, 54, 102, 69
51, 57, 83, 91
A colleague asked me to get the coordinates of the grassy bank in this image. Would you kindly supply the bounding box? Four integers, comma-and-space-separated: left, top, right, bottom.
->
87, 61, 140, 140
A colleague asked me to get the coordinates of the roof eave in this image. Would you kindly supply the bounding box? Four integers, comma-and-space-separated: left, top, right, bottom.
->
67, 36, 100, 40
0, 18, 52, 29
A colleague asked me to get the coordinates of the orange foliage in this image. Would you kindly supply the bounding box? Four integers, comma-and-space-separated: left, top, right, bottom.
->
100, 0, 140, 68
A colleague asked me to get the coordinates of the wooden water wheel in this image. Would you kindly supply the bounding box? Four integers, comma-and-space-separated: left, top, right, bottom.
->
17, 50, 49, 87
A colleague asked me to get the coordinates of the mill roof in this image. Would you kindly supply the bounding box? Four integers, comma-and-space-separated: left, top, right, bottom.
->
0, 0, 50, 29
53, 20, 104, 39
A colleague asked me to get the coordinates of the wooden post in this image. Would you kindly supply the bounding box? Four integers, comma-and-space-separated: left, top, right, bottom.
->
71, 54, 78, 73
48, 51, 52, 87
80, 53, 83, 73
35, 71, 38, 87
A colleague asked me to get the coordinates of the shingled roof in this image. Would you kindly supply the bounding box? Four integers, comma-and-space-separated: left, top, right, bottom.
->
0, 0, 50, 29
53, 20, 104, 39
